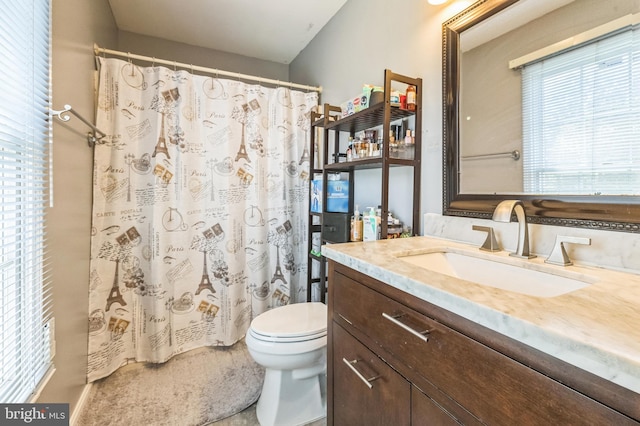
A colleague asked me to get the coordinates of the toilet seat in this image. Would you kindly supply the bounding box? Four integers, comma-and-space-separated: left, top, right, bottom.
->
249, 328, 326, 343
249, 302, 327, 343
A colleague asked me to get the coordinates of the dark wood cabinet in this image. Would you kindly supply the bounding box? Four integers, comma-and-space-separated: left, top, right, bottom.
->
327, 260, 640, 425
333, 324, 411, 426
412, 386, 461, 426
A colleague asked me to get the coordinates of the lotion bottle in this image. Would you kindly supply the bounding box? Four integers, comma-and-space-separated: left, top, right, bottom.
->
363, 207, 379, 241
351, 205, 363, 242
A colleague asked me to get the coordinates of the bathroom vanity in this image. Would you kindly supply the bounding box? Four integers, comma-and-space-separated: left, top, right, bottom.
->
323, 237, 640, 425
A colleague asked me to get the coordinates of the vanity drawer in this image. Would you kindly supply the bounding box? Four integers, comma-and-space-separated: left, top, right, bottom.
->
332, 270, 636, 425
332, 323, 411, 426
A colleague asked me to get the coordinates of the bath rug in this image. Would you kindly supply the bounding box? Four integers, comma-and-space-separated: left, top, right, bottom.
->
75, 339, 264, 426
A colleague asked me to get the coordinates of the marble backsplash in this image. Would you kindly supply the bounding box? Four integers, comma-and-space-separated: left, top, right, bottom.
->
424, 213, 640, 274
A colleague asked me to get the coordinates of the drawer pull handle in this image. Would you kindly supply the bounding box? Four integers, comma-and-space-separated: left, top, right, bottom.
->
382, 312, 432, 342
342, 358, 380, 389
338, 313, 353, 325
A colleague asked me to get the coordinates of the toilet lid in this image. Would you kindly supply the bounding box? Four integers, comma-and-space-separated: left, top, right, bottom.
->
250, 302, 327, 340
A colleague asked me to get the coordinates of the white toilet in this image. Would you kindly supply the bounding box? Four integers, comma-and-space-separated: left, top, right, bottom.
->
245, 302, 327, 426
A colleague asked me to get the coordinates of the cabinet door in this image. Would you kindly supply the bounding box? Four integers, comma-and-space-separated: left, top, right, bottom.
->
333, 323, 411, 426
412, 386, 461, 426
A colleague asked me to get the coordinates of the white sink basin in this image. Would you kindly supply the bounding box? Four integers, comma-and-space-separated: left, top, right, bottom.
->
397, 249, 596, 298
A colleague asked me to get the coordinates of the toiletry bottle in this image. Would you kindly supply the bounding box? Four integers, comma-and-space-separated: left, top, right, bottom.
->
405, 130, 415, 160
349, 205, 355, 241
352, 136, 360, 160
350, 214, 355, 241
351, 205, 362, 242
362, 207, 371, 241
404, 129, 412, 145
406, 85, 416, 111
390, 90, 400, 107
363, 207, 378, 241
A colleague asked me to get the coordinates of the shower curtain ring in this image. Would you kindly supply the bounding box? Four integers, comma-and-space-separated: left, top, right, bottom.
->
152, 57, 156, 67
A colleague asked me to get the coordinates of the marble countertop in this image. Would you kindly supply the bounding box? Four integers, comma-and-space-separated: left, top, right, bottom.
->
322, 236, 640, 394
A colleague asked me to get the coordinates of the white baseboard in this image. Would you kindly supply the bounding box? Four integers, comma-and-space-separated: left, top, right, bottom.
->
70, 382, 93, 426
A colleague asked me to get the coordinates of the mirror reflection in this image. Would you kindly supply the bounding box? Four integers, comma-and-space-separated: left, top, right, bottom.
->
458, 0, 640, 195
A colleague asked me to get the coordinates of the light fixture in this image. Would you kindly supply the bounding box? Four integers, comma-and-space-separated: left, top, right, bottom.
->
428, 0, 448, 5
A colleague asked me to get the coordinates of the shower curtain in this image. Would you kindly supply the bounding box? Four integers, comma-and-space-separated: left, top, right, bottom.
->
87, 57, 317, 382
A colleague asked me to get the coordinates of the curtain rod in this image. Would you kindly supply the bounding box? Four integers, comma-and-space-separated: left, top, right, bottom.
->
93, 43, 322, 93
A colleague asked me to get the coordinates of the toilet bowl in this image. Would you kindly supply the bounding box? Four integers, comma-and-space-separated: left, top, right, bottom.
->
245, 302, 327, 426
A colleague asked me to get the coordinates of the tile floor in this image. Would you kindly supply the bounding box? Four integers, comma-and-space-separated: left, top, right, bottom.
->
211, 402, 326, 426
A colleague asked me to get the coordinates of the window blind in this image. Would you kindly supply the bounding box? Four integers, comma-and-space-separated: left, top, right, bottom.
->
522, 26, 640, 195
0, 0, 54, 403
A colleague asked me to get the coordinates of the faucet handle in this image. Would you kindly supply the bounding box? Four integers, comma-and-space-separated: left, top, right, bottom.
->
544, 236, 591, 266
472, 225, 501, 252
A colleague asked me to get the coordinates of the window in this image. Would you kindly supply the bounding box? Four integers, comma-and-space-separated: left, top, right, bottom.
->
0, 0, 54, 403
522, 25, 640, 195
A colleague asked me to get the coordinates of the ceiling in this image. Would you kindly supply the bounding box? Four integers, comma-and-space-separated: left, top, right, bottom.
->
108, 0, 348, 64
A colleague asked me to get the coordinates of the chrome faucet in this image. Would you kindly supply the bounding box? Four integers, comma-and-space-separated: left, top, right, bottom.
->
545, 235, 591, 266
472, 225, 501, 252
492, 200, 536, 259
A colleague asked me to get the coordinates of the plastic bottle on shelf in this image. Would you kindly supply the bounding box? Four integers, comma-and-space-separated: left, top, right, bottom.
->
363, 207, 379, 241
352, 137, 361, 160
404, 129, 412, 145
406, 85, 416, 111
402, 129, 416, 160
350, 205, 363, 242
350, 214, 355, 241
390, 90, 401, 107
